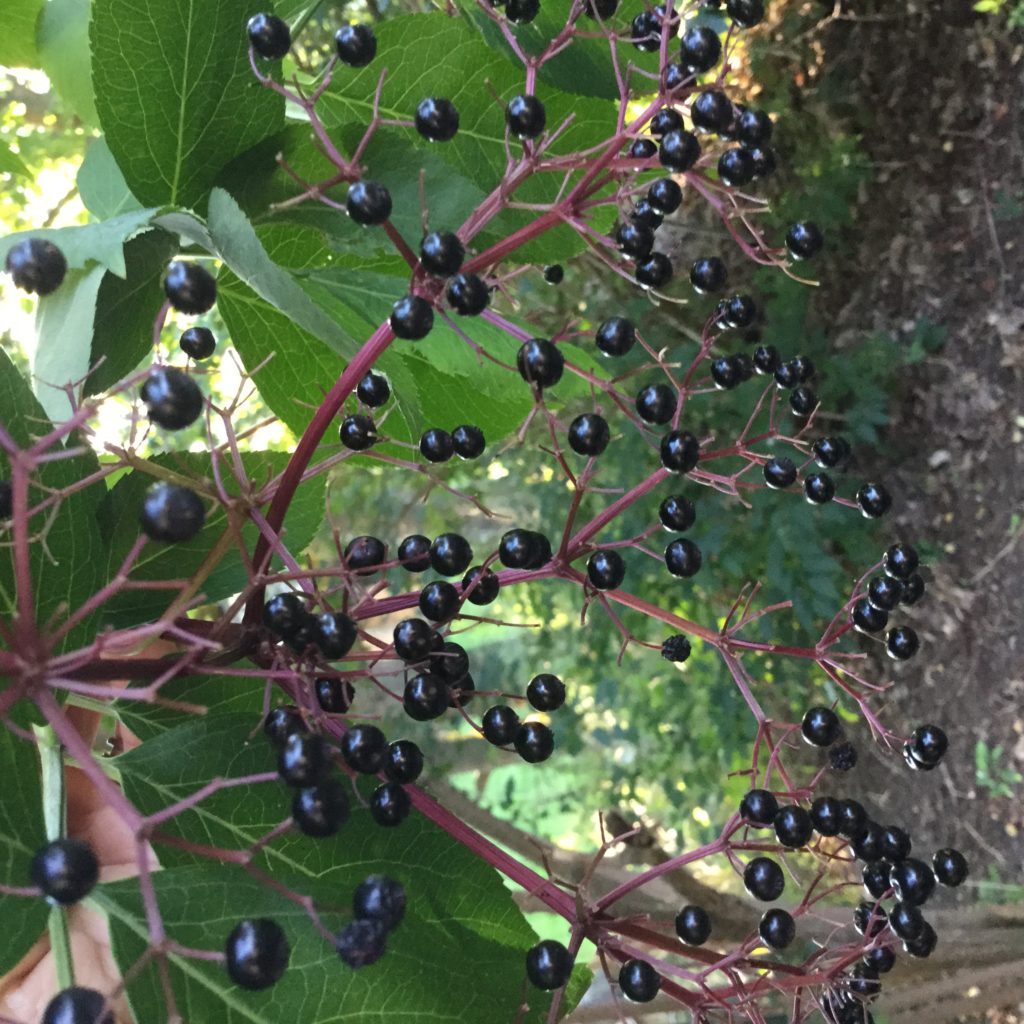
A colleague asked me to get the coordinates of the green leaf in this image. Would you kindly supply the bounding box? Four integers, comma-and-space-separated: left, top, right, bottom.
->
0, 349, 108, 652
86, 229, 180, 396
0, 0, 43, 68
0, 147, 30, 180
37, 0, 99, 126
0, 718, 48, 974
109, 713, 585, 1022
90, 0, 285, 208
77, 138, 142, 220
96, 451, 325, 630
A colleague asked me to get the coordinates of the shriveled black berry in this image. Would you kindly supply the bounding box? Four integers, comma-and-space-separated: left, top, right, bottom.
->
446, 272, 490, 315
384, 739, 424, 784
587, 549, 625, 590
341, 724, 387, 774
886, 626, 919, 661
41, 988, 113, 1024
179, 326, 216, 360
225, 919, 290, 990
619, 959, 661, 1003
315, 676, 355, 713
415, 97, 459, 141
662, 634, 692, 662
786, 221, 824, 260
763, 456, 796, 489
690, 256, 727, 294
357, 371, 390, 407
933, 848, 968, 887
569, 413, 611, 456
596, 316, 636, 356
354, 874, 406, 931
691, 90, 733, 134
659, 129, 701, 171
852, 597, 888, 634
616, 220, 654, 259
420, 232, 464, 277
403, 672, 448, 721
264, 705, 306, 747
345, 535, 386, 576
680, 24, 721, 72
140, 483, 205, 543
744, 856, 784, 901
30, 838, 100, 905
482, 705, 519, 746
740, 789, 778, 827
675, 904, 711, 945
420, 428, 454, 463
247, 13, 291, 59
335, 24, 376, 66
659, 494, 695, 532
292, 777, 350, 838
801, 706, 841, 747
398, 535, 432, 572
339, 413, 378, 450
462, 565, 500, 605
660, 430, 700, 473
393, 618, 435, 662
665, 538, 702, 578
774, 805, 813, 848
390, 294, 434, 340
829, 741, 858, 772
759, 907, 795, 949
515, 721, 554, 763
636, 383, 676, 424
347, 181, 392, 225
517, 338, 564, 389
164, 260, 216, 315
635, 252, 673, 289
507, 94, 546, 139
525, 939, 572, 990
335, 918, 387, 968
140, 366, 203, 430
4, 237, 67, 295
810, 795, 842, 836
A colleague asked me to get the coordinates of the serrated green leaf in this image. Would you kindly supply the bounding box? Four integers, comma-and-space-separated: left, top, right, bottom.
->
90, 0, 285, 208
0, 0, 43, 68
37, 0, 99, 126
77, 138, 142, 220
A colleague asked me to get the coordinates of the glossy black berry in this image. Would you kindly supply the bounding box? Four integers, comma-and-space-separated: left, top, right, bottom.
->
786, 221, 824, 260
30, 838, 99, 905
849, 965, 882, 1002
864, 945, 896, 974
569, 413, 611, 456
753, 344, 780, 374
278, 732, 329, 788
418, 581, 460, 622
680, 24, 721, 72
636, 383, 675, 424
507, 94, 546, 139
736, 109, 772, 148
877, 826, 911, 864
789, 386, 817, 417
420, 232, 464, 277
432, 639, 470, 682
659, 129, 701, 171
749, 146, 777, 179
369, 782, 411, 826
690, 256, 728, 294
665, 538, 702, 578
525, 939, 572, 990
390, 294, 434, 340
339, 413, 378, 450
810, 795, 842, 837
904, 920, 937, 958
616, 220, 654, 259
803, 472, 835, 505
140, 366, 203, 430
633, 198, 665, 228
428, 532, 472, 577
630, 9, 660, 50
675, 904, 711, 946
444, 425, 484, 462
335, 24, 376, 66
247, 13, 291, 58
851, 822, 884, 862
648, 179, 682, 219
345, 535, 386, 576
507, 0, 541, 22
460, 565, 498, 605
225, 919, 290, 990
587, 549, 625, 590
801, 706, 841, 747
41, 988, 113, 1024
629, 138, 657, 160
839, 799, 868, 839
354, 875, 406, 931
718, 147, 755, 187
650, 109, 683, 138
890, 859, 935, 906
499, 528, 538, 569
384, 739, 424, 784
292, 777, 350, 838
543, 263, 564, 284
763, 456, 796, 490
595, 316, 635, 357
482, 705, 520, 746
397, 535, 431, 573
515, 721, 554, 763
340, 724, 387, 775
908, 724, 948, 767
759, 908, 795, 949
164, 260, 216, 314
883, 543, 919, 580
852, 597, 888, 634
419, 428, 454, 463
315, 611, 357, 660
933, 848, 967, 887
710, 356, 739, 390
862, 859, 893, 900
691, 90, 733, 133
517, 338, 564, 389
335, 918, 387, 968
619, 959, 661, 1003
744, 856, 784, 901
635, 252, 673, 289
315, 676, 355, 713
721, 294, 757, 329
140, 483, 205, 543
853, 901, 887, 938
659, 494, 696, 533
415, 97, 460, 141
357, 371, 390, 408
661, 634, 691, 662
347, 181, 392, 225
829, 741, 858, 772
403, 672, 448, 721
727, 0, 764, 26
812, 436, 849, 468
179, 326, 216, 360
886, 626, 919, 661
888, 901, 924, 941
867, 575, 902, 611
393, 618, 435, 663
446, 272, 490, 315
660, 430, 700, 473
774, 805, 813, 848
264, 705, 306, 747
5, 237, 67, 295
773, 360, 800, 390
526, 673, 566, 712
740, 788, 778, 827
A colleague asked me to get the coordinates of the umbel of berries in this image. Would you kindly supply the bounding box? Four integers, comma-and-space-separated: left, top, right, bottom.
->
5, 237, 67, 295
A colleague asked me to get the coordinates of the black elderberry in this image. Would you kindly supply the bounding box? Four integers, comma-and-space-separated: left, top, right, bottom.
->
852, 598, 888, 634
499, 528, 538, 569
403, 672, 449, 721
315, 676, 355, 713
660, 430, 700, 473
339, 413, 378, 450
587, 549, 625, 590
397, 535, 432, 573
879, 826, 911, 863
393, 618, 435, 662
749, 146, 777, 179
4, 237, 67, 295
804, 473, 835, 504
543, 263, 564, 284
631, 198, 663, 229
525, 939, 573, 990
651, 108, 684, 137
569, 413, 611, 456
862, 860, 893, 900
517, 338, 564, 389
759, 908, 795, 949
482, 705, 520, 746
864, 945, 896, 974
139, 483, 205, 543
789, 386, 817, 417
690, 256, 728, 294
849, 964, 882, 1001
727, 0, 765, 26
446, 272, 490, 315
507, 94, 546, 139
446, 424, 484, 461
341, 724, 388, 774
179, 326, 216, 360
658, 634, 690, 663
663, 65, 690, 93
785, 221, 824, 260
659, 129, 701, 171
903, 576, 929, 610
867, 575, 903, 612
737, 109, 772, 147
763, 456, 796, 489
812, 435, 849, 468
648, 178, 682, 216
628, 138, 658, 160
417, 581, 459, 622
853, 902, 887, 939
740, 788, 778, 827
710, 356, 740, 390
636, 383, 676, 424
419, 427, 454, 463
904, 920, 937, 958
839, 799, 868, 839
458, 566, 497, 606
810, 795, 842, 836
616, 220, 655, 259
247, 13, 291, 59
335, 918, 387, 967
292, 777, 350, 838
430, 532, 473, 577
888, 901, 924, 941
744, 857, 784, 901
659, 494, 696, 532
908, 724, 948, 766
140, 366, 203, 430
595, 316, 636, 357
665, 538, 702, 578
370, 782, 411, 827
335, 24, 376, 66
164, 260, 216, 315
630, 9, 660, 51
801, 706, 841, 747
515, 721, 555, 763
691, 90, 733, 134
675, 904, 711, 945
345, 535, 386, 576
30, 838, 100, 905
420, 231, 465, 277
315, 611, 358, 661
884, 542, 919, 579
886, 626, 919, 661
507, 0, 541, 22
0, 480, 10, 520
357, 370, 390, 407
829, 741, 858, 772
774, 805, 813, 848
415, 97, 460, 141
41, 988, 113, 1024
526, 673, 566, 712
278, 732, 330, 787
347, 181, 392, 225
431, 641, 470, 683
753, 344, 780, 374
390, 294, 434, 340
718, 148, 755, 188
890, 858, 935, 906
723, 294, 758, 328
583, 0, 618, 18
680, 24, 721, 72
852, 822, 884, 862
384, 739, 424, 784
264, 705, 306, 747
353, 875, 406, 933
773, 361, 801, 389
225, 919, 290, 990
618, 959, 661, 1003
